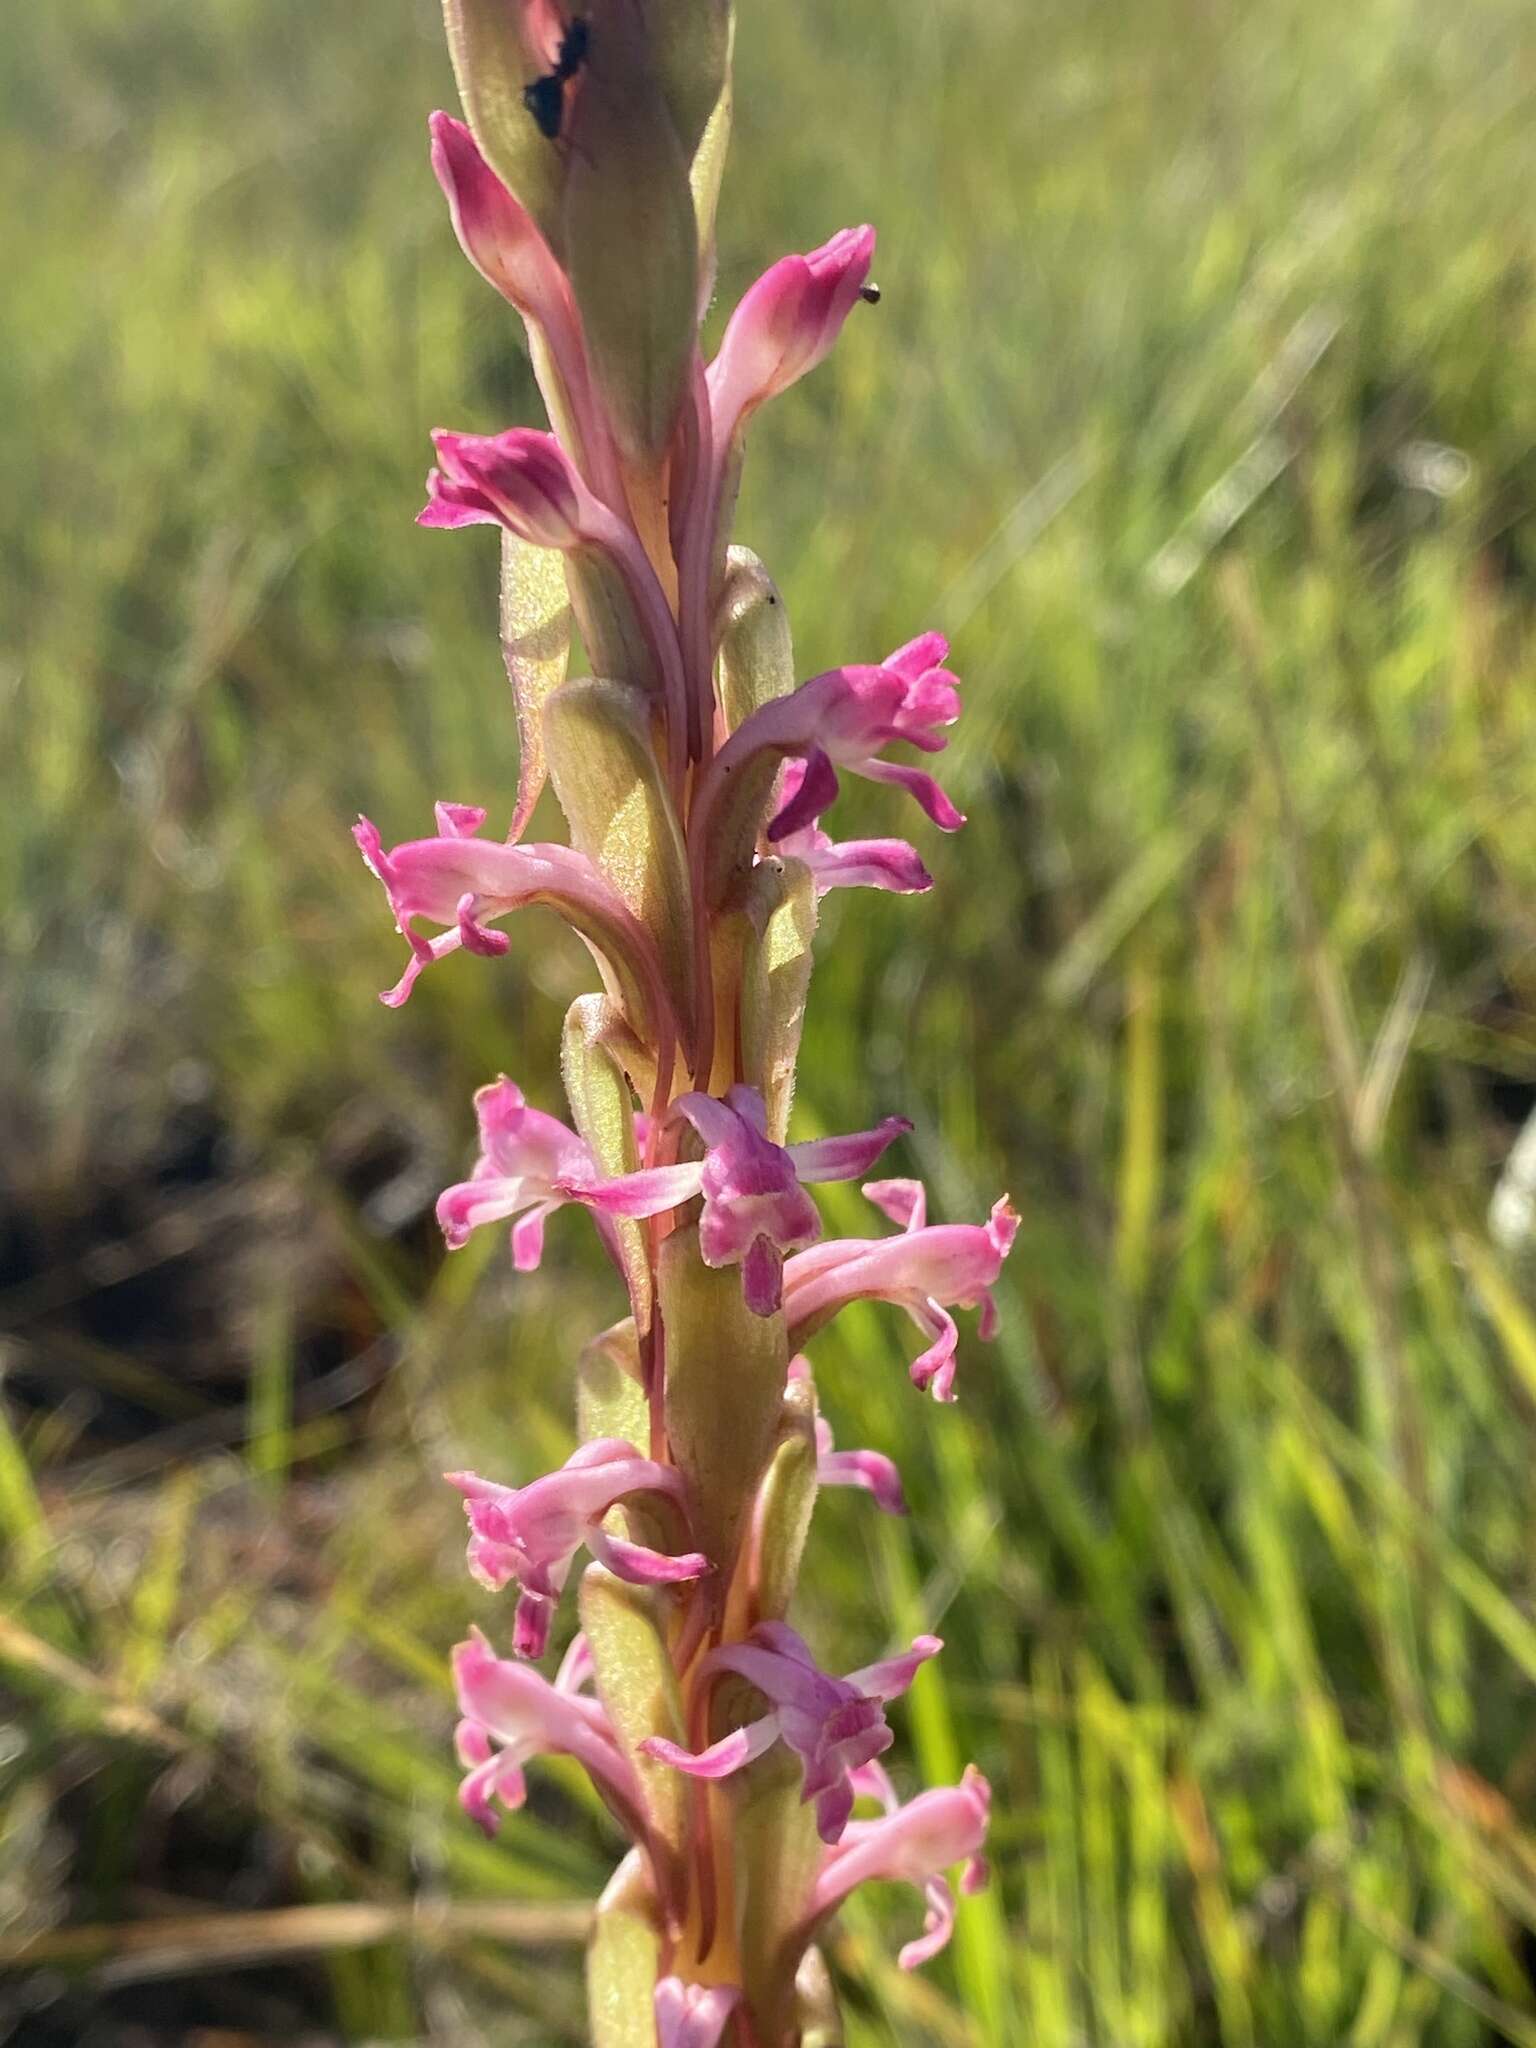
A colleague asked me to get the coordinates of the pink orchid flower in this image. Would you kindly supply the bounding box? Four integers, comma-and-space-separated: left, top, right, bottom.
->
809, 1763, 991, 1971
707, 226, 876, 445
783, 1178, 1018, 1402
417, 425, 690, 768
419, 426, 601, 547
353, 804, 668, 1025
642, 1620, 940, 1844
448, 1438, 710, 1660
580, 1085, 910, 1314
654, 1980, 742, 2048
453, 1625, 644, 1840
695, 639, 965, 889
436, 1076, 603, 1270
772, 800, 935, 898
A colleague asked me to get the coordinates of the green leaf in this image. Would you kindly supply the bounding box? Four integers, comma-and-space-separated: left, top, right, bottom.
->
732, 1743, 823, 2034
689, 69, 733, 301
661, 1225, 787, 1572
587, 1851, 663, 2048
579, 1565, 689, 1860
750, 1376, 819, 1621
562, 994, 656, 1327
565, 546, 664, 703
501, 531, 573, 842
546, 678, 693, 1024
739, 858, 818, 1142
441, 0, 567, 251
648, 0, 732, 167
562, 13, 698, 462
577, 1320, 649, 1453
717, 546, 795, 733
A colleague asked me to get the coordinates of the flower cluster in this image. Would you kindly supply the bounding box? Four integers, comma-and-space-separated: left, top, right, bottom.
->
356, 4, 1010, 2039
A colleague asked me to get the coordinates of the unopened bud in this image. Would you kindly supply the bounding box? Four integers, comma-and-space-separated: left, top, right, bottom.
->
429, 111, 569, 323
709, 226, 876, 437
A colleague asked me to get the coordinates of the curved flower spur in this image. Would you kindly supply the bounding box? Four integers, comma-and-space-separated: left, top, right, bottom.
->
351, 0, 1013, 2037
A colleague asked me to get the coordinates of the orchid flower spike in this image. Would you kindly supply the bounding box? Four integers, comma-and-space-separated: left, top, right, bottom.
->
809, 1763, 992, 1970
785, 1179, 1019, 1401
578, 1085, 910, 1314
452, 1626, 643, 1839
642, 1621, 940, 1844
448, 1438, 710, 1659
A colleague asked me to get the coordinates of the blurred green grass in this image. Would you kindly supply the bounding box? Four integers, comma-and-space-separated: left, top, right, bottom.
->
5, 0, 1536, 2039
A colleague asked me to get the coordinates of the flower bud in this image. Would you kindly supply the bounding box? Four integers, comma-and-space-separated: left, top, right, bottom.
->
429, 111, 569, 322
709, 227, 875, 438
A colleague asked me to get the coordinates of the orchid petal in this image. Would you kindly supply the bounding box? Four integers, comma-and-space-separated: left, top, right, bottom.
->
788, 1116, 911, 1184
641, 1717, 778, 1780
654, 1978, 743, 2048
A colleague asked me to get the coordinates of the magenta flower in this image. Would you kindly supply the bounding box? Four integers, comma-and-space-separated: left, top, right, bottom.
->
580, 1085, 910, 1314
352, 804, 668, 1024
696, 639, 965, 890
419, 426, 598, 546
784, 1178, 1018, 1401
653, 1980, 742, 2048
809, 1763, 991, 1970
772, 802, 934, 898
436, 1076, 599, 1268
642, 1621, 940, 1844
449, 1438, 710, 1659
452, 1626, 644, 1839
708, 226, 876, 443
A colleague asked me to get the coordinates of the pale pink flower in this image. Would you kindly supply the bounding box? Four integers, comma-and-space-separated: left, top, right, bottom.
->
437, 1076, 599, 1268
784, 1179, 1018, 1401
579, 1085, 909, 1314
654, 1979, 742, 2048
429, 113, 571, 330
417, 426, 690, 763
353, 804, 667, 1022
452, 1626, 644, 1839
813, 1412, 909, 1514
809, 1763, 991, 1970
449, 1438, 709, 1659
419, 427, 595, 546
642, 1621, 940, 1844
